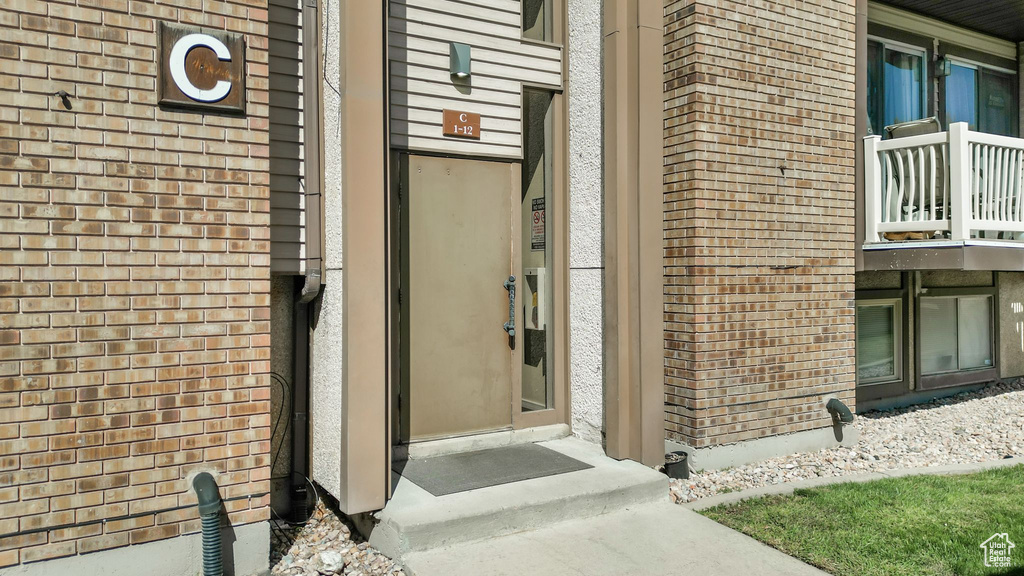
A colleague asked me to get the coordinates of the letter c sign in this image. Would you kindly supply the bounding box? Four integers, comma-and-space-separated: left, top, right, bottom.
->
170, 34, 232, 102
158, 23, 245, 114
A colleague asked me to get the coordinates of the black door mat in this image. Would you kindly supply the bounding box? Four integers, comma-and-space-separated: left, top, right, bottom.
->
396, 443, 593, 497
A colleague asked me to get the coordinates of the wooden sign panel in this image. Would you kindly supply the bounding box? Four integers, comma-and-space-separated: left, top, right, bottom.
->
158, 22, 245, 114
443, 109, 481, 139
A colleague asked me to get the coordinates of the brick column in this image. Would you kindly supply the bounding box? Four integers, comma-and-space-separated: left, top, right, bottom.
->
662, 0, 858, 449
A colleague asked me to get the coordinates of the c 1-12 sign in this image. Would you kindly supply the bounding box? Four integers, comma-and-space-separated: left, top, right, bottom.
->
443, 109, 481, 139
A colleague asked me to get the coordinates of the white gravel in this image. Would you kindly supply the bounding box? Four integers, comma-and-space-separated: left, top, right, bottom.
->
271, 499, 404, 576
670, 380, 1024, 504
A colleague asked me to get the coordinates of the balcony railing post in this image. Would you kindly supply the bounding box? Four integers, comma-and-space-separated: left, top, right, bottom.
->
949, 122, 973, 241
863, 135, 882, 243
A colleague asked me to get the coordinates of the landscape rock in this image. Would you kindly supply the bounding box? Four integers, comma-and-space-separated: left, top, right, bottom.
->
670, 380, 1024, 504
270, 499, 404, 576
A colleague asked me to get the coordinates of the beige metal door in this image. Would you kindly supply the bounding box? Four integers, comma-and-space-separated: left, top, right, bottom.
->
400, 155, 520, 441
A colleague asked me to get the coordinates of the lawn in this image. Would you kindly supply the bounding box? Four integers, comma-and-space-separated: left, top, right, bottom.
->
701, 465, 1024, 576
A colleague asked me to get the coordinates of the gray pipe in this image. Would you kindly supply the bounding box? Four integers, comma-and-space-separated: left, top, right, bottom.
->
192, 472, 223, 576
826, 398, 855, 424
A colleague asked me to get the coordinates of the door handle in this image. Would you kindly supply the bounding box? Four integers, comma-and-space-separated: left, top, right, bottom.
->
503, 275, 516, 337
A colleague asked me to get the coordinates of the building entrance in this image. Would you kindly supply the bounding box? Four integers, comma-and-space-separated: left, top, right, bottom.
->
399, 154, 521, 441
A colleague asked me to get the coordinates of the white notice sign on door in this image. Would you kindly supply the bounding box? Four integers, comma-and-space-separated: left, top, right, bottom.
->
531, 197, 545, 251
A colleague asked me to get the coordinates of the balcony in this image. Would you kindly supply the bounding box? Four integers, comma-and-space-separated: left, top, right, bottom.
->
863, 122, 1024, 270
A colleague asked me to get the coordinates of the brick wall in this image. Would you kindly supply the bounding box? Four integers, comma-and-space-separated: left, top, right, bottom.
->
0, 0, 271, 567
663, 0, 858, 448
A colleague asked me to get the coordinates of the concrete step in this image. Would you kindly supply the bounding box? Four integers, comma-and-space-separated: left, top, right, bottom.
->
402, 502, 828, 576
364, 437, 668, 561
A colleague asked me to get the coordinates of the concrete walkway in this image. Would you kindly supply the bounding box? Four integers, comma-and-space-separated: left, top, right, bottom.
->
403, 501, 827, 576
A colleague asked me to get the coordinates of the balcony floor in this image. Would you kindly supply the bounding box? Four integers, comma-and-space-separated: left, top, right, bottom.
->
861, 239, 1024, 271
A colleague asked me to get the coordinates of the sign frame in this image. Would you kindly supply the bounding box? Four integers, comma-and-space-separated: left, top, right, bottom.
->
158, 22, 246, 115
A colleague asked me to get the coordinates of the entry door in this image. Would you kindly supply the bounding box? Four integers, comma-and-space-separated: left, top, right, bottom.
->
400, 155, 521, 441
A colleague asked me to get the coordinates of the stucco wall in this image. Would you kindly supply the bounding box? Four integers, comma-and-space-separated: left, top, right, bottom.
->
856, 271, 901, 290
309, 0, 343, 500
567, 0, 604, 445
999, 272, 1024, 379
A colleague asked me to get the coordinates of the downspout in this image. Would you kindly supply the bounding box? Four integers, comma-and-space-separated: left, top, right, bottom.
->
192, 473, 223, 576
299, 0, 324, 304
292, 0, 323, 495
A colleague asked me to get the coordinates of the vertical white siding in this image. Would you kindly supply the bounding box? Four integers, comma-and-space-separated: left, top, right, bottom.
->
269, 0, 306, 275
389, 0, 563, 158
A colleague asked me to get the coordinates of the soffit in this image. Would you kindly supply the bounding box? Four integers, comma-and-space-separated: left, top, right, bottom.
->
877, 0, 1024, 43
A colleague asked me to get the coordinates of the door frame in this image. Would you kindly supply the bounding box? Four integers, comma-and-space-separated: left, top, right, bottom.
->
390, 145, 569, 442
514, 0, 570, 431
513, 85, 569, 431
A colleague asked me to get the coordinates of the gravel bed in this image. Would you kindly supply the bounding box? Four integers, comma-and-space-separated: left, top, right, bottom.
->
670, 380, 1024, 504
270, 498, 404, 576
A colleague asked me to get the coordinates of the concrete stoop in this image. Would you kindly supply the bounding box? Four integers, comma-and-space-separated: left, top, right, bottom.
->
363, 437, 669, 563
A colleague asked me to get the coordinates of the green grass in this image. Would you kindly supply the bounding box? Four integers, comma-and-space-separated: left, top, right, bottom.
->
701, 465, 1024, 576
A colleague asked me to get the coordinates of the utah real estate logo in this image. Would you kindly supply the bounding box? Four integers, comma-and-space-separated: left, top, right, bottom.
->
980, 533, 1015, 568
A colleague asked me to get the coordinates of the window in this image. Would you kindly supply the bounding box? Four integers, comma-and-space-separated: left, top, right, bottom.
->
521, 89, 555, 412
856, 299, 902, 384
920, 295, 994, 375
522, 0, 553, 42
944, 59, 1017, 137
867, 38, 927, 136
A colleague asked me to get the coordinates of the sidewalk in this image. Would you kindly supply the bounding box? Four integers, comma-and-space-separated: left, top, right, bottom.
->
402, 501, 827, 576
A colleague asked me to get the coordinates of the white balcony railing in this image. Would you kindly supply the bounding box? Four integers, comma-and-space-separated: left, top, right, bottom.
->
865, 122, 1024, 244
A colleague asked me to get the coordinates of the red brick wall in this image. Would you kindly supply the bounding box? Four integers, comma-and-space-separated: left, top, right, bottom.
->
663, 0, 857, 448
0, 0, 271, 566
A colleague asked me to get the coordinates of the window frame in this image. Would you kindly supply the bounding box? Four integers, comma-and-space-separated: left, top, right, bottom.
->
867, 35, 930, 136
521, 0, 558, 46
942, 55, 1018, 136
512, 11, 569, 429
855, 279, 911, 403
855, 297, 904, 386
916, 285, 999, 390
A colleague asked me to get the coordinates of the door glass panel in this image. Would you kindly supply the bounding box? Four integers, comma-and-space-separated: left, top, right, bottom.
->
883, 48, 924, 128
958, 296, 993, 369
980, 70, 1016, 137
920, 298, 958, 374
521, 89, 554, 411
856, 303, 897, 383
946, 63, 978, 131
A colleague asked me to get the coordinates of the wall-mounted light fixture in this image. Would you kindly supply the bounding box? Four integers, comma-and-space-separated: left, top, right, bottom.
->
450, 42, 471, 79
935, 57, 952, 77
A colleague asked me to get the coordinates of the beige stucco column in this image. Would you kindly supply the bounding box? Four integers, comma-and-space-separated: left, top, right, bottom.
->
602, 0, 664, 467
338, 0, 389, 513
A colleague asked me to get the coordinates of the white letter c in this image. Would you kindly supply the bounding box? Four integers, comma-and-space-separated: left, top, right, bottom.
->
170, 34, 232, 103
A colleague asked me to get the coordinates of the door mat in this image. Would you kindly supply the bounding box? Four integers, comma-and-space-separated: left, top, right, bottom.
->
396, 443, 593, 497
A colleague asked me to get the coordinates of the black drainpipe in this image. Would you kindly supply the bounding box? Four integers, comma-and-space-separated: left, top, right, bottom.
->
826, 398, 855, 424
192, 472, 223, 576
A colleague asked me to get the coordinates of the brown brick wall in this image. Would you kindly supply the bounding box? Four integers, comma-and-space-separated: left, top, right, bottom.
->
0, 0, 271, 567
663, 0, 857, 448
